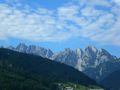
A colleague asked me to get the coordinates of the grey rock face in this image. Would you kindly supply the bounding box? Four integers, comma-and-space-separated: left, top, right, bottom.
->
8, 43, 53, 59
52, 48, 77, 67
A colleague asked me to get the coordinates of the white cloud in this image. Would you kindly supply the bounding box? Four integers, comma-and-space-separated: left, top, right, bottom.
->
89, 0, 112, 7
0, 4, 67, 42
81, 7, 101, 17
114, 0, 120, 4
0, 0, 120, 47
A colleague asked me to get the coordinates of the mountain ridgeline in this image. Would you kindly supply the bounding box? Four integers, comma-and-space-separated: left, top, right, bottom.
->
0, 48, 102, 90
7, 43, 120, 82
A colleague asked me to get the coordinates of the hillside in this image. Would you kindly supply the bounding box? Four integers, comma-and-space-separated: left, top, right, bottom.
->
101, 67, 120, 90
0, 48, 102, 90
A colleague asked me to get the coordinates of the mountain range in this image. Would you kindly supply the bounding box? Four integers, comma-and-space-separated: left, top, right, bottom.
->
7, 43, 120, 82
0, 48, 103, 90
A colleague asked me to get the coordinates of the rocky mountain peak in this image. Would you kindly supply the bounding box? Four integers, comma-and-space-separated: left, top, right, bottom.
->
76, 48, 83, 57
16, 43, 28, 53
85, 46, 98, 53
17, 43, 27, 48
8, 43, 53, 58
64, 48, 72, 52
99, 49, 111, 56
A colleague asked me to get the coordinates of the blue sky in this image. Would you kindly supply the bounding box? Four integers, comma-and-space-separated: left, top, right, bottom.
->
0, 0, 120, 57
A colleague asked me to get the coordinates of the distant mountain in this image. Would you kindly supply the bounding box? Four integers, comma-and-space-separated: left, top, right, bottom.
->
0, 48, 102, 90
100, 67, 120, 90
7, 43, 120, 82
53, 46, 120, 82
8, 43, 53, 59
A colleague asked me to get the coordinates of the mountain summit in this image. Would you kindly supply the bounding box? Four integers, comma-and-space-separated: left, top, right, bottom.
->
8, 43, 54, 59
